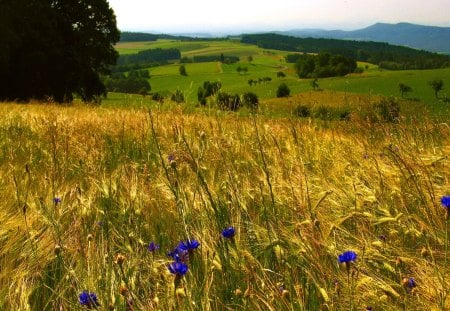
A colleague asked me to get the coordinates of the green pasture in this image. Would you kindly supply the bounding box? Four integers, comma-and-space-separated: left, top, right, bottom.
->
112, 39, 449, 116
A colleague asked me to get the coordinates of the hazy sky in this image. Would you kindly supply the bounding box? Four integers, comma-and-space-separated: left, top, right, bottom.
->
107, 0, 450, 33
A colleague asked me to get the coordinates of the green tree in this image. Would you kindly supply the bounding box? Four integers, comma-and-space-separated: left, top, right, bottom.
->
429, 79, 444, 98
0, 0, 120, 103
247, 55, 253, 63
276, 83, 290, 98
179, 65, 187, 76
171, 89, 184, 103
398, 83, 412, 98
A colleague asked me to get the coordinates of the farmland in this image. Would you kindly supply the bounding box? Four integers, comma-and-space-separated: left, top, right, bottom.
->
112, 39, 450, 112
0, 37, 449, 311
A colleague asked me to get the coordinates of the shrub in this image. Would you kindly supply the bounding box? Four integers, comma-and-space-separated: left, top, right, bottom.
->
242, 92, 259, 110
276, 83, 290, 98
374, 97, 400, 122
151, 92, 164, 103
171, 89, 184, 103
293, 105, 311, 117
216, 92, 241, 111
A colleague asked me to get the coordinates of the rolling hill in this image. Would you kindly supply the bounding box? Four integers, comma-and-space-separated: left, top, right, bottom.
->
279, 23, 450, 54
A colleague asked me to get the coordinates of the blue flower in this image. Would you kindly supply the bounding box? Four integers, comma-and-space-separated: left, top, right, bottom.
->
407, 277, 417, 288
338, 251, 357, 263
168, 262, 188, 276
168, 248, 188, 262
441, 196, 450, 209
53, 197, 61, 204
147, 242, 160, 252
178, 239, 200, 251
222, 226, 236, 239
79, 291, 100, 308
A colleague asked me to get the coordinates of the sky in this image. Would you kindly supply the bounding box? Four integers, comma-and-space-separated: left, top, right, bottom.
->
107, 0, 450, 33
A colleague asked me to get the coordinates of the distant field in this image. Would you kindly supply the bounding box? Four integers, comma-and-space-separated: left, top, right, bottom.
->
112, 39, 450, 117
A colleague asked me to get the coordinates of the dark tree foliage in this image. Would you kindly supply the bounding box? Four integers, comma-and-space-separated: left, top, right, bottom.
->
294, 52, 356, 78
429, 79, 444, 98
192, 55, 240, 64
119, 32, 158, 42
197, 81, 221, 105
117, 48, 180, 65
276, 83, 290, 98
216, 92, 241, 111
0, 0, 120, 103
242, 92, 259, 110
247, 34, 450, 70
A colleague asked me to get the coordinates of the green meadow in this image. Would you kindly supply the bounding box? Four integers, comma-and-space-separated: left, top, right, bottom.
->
114, 39, 450, 113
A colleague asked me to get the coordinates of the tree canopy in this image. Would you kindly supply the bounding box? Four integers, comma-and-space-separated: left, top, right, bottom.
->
0, 0, 120, 103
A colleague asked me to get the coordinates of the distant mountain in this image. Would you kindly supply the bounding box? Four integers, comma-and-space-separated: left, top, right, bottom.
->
279, 23, 450, 54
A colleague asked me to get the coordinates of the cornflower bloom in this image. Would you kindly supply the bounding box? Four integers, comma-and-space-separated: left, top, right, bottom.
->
79, 291, 100, 309
221, 226, 236, 239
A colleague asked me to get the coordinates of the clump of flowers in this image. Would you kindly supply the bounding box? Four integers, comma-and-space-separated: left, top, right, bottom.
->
221, 226, 236, 239
79, 291, 100, 309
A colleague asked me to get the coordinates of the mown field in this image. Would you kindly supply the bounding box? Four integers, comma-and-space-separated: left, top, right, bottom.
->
0, 97, 449, 310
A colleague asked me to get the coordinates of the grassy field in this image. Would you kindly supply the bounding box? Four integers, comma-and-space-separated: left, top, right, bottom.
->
0, 99, 449, 310
114, 39, 450, 112
0, 38, 449, 310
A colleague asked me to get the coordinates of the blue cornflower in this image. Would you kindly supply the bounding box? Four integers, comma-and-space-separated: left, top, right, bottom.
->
53, 197, 61, 204
407, 277, 417, 288
221, 226, 236, 239
338, 251, 357, 263
79, 291, 100, 308
178, 239, 200, 251
168, 261, 188, 276
441, 196, 450, 209
168, 247, 188, 262
366, 307, 373, 311
147, 242, 160, 252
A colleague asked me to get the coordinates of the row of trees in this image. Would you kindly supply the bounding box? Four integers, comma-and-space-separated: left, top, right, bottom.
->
103, 70, 151, 95
117, 48, 181, 65
242, 33, 450, 70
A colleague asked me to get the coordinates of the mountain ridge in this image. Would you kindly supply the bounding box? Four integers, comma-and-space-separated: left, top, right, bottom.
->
278, 22, 450, 54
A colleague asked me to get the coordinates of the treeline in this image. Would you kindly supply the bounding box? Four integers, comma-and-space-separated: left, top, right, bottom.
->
117, 48, 181, 65
291, 53, 357, 78
181, 54, 240, 64
103, 70, 150, 95
120, 32, 158, 42
242, 33, 450, 70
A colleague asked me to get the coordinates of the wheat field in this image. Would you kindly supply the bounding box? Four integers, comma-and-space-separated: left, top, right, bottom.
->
0, 102, 448, 310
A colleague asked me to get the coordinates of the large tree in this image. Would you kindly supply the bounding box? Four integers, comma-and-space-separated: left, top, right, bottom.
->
0, 0, 120, 103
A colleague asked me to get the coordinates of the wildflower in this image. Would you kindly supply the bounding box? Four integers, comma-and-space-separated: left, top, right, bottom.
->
402, 277, 417, 291
53, 197, 61, 204
168, 261, 188, 276
338, 251, 357, 263
442, 196, 450, 208
221, 226, 236, 239
167, 247, 189, 262
178, 239, 200, 251
338, 250, 357, 273
79, 291, 100, 308
147, 242, 160, 252
366, 307, 373, 311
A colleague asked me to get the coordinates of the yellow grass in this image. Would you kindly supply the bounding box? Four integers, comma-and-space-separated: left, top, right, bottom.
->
0, 102, 449, 310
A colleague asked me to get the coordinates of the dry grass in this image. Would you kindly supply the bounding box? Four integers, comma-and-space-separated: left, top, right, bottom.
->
0, 102, 448, 310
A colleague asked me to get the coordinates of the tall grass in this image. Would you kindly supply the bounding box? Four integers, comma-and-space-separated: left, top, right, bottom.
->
0, 102, 448, 310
